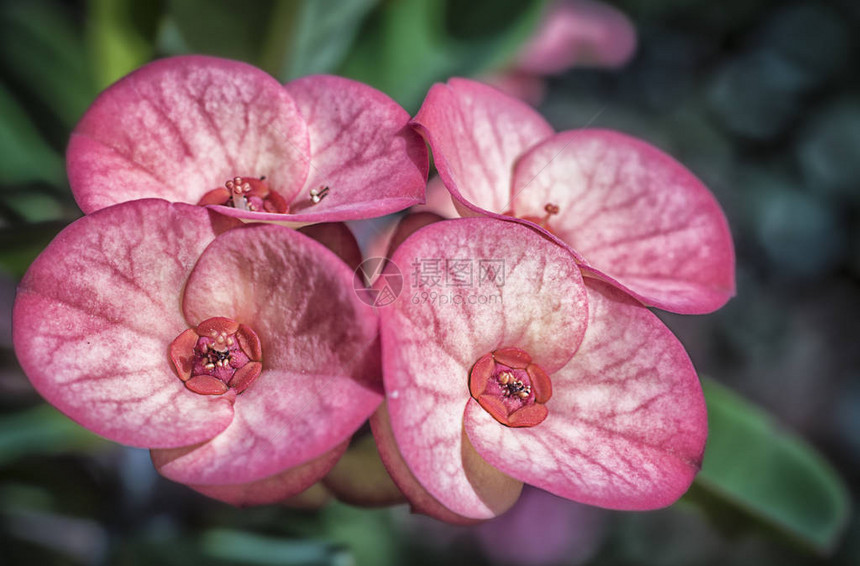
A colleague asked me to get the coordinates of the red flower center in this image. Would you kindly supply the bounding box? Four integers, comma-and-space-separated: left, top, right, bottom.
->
468, 347, 552, 427
197, 176, 289, 213
508, 203, 561, 236
169, 317, 263, 396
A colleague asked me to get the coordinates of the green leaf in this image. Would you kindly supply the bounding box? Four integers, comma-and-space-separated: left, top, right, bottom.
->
0, 84, 64, 186
280, 0, 379, 80
86, 0, 161, 89
2, 191, 66, 223
0, 0, 98, 128
692, 378, 850, 553
0, 404, 107, 467
340, 0, 547, 111
318, 503, 398, 566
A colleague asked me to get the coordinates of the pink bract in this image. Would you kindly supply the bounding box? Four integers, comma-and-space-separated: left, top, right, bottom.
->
67, 56, 428, 226
373, 217, 707, 520
483, 0, 637, 105
411, 78, 735, 314
13, 199, 381, 503
517, 0, 637, 73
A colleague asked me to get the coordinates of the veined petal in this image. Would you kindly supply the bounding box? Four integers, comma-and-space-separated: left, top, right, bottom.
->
380, 218, 587, 518
214, 75, 429, 224
154, 225, 381, 484
286, 75, 428, 218
411, 79, 553, 215
510, 129, 735, 314
68, 55, 310, 214
184, 440, 349, 507
464, 279, 707, 510
13, 200, 237, 448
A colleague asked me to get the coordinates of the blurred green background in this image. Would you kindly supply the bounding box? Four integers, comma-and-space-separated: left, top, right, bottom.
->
0, 0, 858, 565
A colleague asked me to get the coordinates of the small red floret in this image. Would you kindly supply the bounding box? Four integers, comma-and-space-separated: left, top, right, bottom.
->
186, 375, 229, 395
196, 176, 289, 213
169, 328, 199, 382
493, 347, 532, 369
469, 346, 552, 428
168, 317, 264, 397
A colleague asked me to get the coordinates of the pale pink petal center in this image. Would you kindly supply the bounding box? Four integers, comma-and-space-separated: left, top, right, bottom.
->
380, 218, 588, 518
154, 224, 381, 484
211, 75, 429, 225
464, 279, 707, 510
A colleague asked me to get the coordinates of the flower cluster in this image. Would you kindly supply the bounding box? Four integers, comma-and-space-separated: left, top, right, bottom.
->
13, 57, 734, 517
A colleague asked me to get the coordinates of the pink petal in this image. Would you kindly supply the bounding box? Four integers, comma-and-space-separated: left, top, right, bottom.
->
215, 75, 429, 224
185, 440, 349, 507
321, 433, 406, 507
13, 200, 236, 448
68, 55, 310, 214
411, 79, 554, 215
379, 218, 588, 518
516, 0, 637, 73
510, 129, 735, 314
370, 403, 485, 524
464, 279, 707, 510
153, 224, 381, 484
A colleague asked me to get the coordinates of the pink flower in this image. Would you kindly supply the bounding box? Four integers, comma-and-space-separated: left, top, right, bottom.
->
371, 217, 708, 521
412, 78, 735, 314
13, 199, 381, 504
517, 0, 637, 74
483, 0, 637, 104
67, 56, 429, 226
